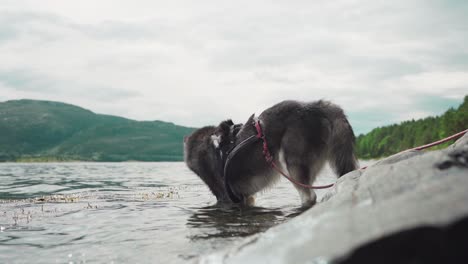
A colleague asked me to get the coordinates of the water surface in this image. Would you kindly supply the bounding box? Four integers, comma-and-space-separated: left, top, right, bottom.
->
0, 162, 369, 263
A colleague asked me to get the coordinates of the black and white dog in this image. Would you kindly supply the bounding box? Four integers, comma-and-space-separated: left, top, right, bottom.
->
184, 100, 358, 207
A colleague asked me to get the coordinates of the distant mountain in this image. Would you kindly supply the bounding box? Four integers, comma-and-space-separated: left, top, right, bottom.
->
2, 97, 466, 162
0, 99, 194, 162
356, 95, 468, 159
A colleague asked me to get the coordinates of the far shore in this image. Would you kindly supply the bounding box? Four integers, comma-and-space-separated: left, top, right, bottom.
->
1, 158, 185, 163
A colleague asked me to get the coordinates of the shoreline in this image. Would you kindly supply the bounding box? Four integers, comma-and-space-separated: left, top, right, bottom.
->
0, 160, 185, 163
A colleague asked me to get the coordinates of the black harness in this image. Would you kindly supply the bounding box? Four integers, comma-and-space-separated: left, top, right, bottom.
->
219, 118, 264, 203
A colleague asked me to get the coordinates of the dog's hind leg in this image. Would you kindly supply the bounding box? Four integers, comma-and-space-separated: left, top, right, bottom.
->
286, 151, 329, 208
286, 164, 316, 208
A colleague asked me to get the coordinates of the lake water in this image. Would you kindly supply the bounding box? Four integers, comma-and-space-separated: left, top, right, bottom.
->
0, 161, 370, 263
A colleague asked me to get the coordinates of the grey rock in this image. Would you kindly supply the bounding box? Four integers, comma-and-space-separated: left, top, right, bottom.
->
200, 133, 468, 264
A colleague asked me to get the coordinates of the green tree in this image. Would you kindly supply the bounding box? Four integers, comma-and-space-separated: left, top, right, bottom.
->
356, 96, 468, 159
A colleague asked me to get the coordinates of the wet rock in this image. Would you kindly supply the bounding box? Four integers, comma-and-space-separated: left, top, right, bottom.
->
334, 216, 468, 264
200, 133, 468, 264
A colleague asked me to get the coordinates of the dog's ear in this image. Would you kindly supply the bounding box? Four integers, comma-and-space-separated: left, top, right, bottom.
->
217, 119, 234, 139
219, 119, 233, 132
211, 119, 234, 148
232, 123, 243, 136
225, 119, 234, 126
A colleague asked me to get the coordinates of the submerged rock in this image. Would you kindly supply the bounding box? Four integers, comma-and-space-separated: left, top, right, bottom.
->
200, 133, 468, 264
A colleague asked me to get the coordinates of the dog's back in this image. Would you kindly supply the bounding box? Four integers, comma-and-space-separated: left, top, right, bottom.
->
261, 100, 357, 177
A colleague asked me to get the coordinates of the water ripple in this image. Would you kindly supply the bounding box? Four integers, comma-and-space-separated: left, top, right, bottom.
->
0, 161, 358, 263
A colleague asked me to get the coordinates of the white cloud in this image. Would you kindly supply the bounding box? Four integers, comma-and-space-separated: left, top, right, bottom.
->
0, 0, 467, 133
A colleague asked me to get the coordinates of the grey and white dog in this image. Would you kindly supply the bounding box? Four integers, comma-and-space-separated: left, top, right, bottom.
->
184, 100, 358, 207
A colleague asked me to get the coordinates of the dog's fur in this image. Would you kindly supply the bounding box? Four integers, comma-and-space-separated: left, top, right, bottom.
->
184, 100, 358, 207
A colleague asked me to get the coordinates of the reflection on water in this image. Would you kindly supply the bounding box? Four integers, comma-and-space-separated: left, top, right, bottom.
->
0, 162, 366, 263
187, 204, 305, 241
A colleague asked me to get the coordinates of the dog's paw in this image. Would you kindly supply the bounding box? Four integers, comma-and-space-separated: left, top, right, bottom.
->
245, 195, 256, 207
301, 199, 316, 209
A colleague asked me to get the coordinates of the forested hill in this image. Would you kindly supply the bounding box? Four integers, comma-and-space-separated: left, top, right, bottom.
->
2, 98, 466, 162
0, 99, 194, 162
356, 96, 468, 159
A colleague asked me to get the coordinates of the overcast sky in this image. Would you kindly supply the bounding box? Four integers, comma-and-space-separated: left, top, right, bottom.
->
0, 0, 467, 135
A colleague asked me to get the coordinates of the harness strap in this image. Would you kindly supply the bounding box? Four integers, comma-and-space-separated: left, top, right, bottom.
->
222, 134, 260, 203
223, 134, 260, 179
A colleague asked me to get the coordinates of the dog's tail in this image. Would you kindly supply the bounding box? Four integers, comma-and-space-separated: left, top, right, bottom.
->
328, 107, 358, 177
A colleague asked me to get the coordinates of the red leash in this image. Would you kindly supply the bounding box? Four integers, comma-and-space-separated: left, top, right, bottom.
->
255, 118, 467, 190
411, 129, 467, 150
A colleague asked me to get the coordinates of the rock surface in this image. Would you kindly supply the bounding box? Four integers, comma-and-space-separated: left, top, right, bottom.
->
200, 133, 468, 264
